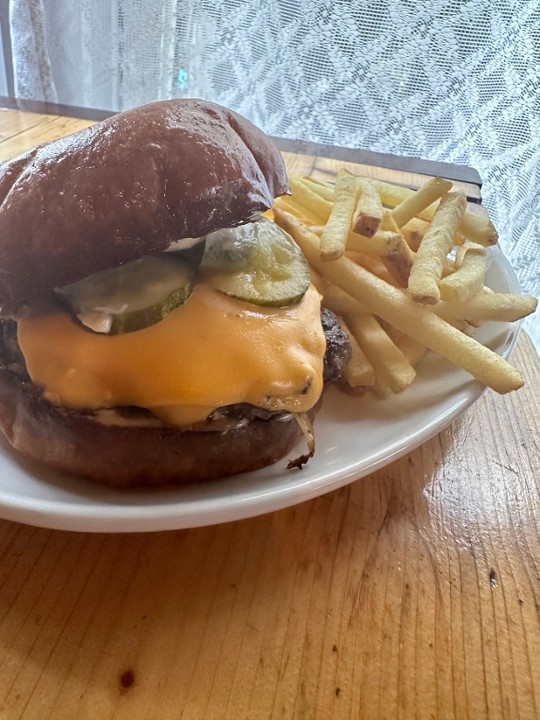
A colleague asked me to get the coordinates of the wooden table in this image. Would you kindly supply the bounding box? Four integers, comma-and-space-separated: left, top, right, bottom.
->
0, 105, 539, 720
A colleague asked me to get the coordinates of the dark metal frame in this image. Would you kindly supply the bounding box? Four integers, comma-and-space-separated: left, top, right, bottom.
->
272, 137, 482, 188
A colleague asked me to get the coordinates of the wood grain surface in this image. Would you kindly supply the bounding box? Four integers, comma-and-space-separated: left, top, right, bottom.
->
0, 109, 539, 720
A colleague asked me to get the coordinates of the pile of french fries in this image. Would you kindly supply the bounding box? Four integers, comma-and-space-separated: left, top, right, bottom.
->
270, 170, 537, 397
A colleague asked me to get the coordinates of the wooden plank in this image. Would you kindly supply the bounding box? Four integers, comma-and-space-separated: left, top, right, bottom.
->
0, 109, 59, 143
0, 115, 94, 162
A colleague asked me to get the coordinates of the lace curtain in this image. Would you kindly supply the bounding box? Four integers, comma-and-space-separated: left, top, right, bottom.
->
7, 0, 540, 347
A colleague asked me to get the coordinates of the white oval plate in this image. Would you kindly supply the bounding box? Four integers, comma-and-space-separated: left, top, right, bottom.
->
0, 247, 523, 532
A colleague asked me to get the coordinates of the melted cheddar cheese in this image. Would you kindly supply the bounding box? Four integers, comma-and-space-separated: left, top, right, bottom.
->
17, 282, 325, 427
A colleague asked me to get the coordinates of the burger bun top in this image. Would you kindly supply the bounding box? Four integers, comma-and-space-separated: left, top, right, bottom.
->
0, 99, 289, 307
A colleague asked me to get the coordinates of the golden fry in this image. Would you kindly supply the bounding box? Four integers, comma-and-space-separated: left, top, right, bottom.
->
371, 376, 393, 399
408, 192, 467, 305
384, 326, 427, 368
316, 277, 415, 393
346, 211, 414, 287
419, 207, 498, 246
326, 175, 498, 246
273, 196, 320, 226
401, 217, 429, 251
345, 251, 398, 286
434, 292, 537, 325
418, 204, 497, 247
338, 321, 376, 388
347, 229, 400, 256
352, 179, 384, 237
288, 177, 332, 223
315, 273, 367, 315
459, 212, 498, 246
392, 177, 453, 228
454, 240, 484, 268
273, 210, 524, 394
320, 169, 359, 261
377, 211, 415, 287
300, 176, 335, 202
439, 246, 487, 303
344, 312, 416, 394
381, 245, 414, 288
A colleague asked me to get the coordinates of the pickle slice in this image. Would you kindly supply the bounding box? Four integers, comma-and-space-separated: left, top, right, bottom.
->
201, 219, 311, 307
58, 254, 193, 334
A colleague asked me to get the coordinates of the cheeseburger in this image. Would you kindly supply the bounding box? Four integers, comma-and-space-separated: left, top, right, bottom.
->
0, 99, 349, 487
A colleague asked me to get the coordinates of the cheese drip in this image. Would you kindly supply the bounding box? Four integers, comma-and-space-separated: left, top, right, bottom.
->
17, 283, 325, 427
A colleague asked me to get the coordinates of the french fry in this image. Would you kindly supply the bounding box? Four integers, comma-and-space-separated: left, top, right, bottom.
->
345, 312, 416, 394
408, 192, 467, 304
345, 251, 398, 286
417, 202, 497, 247
434, 292, 537, 325
371, 376, 393, 399
352, 179, 384, 237
377, 211, 415, 287
300, 177, 335, 202
273, 209, 524, 394
439, 246, 487, 303
288, 177, 332, 223
338, 321, 376, 388
381, 239, 414, 288
322, 175, 498, 246
320, 169, 359, 261
314, 272, 367, 314
347, 229, 400, 256
417, 205, 497, 246
401, 217, 429, 251
346, 211, 415, 286
454, 240, 484, 268
392, 177, 453, 228
384, 326, 427, 368
313, 273, 390, 397
358, 178, 414, 208
459, 212, 498, 246
273, 196, 320, 226
315, 276, 416, 394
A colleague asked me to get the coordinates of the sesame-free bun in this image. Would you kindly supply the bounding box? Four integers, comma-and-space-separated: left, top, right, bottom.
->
0, 366, 315, 488
0, 99, 288, 307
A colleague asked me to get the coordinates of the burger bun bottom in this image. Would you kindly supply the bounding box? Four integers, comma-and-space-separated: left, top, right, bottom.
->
0, 367, 318, 489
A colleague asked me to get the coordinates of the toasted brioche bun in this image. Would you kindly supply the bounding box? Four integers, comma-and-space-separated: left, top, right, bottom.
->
0, 99, 289, 308
0, 366, 316, 488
